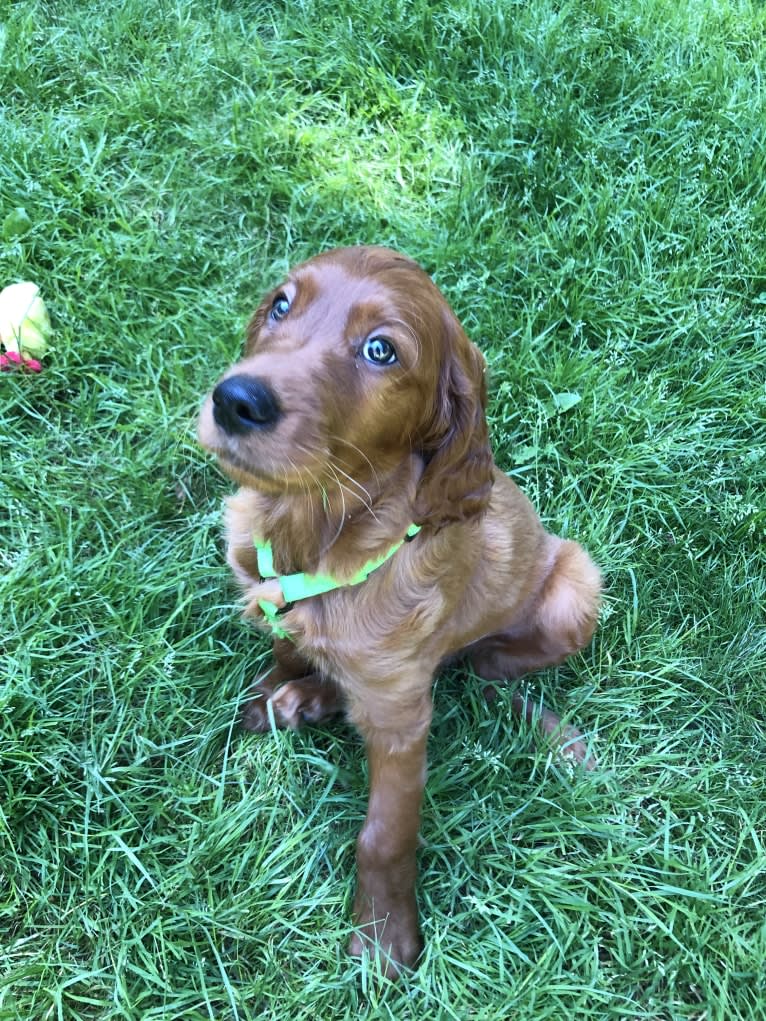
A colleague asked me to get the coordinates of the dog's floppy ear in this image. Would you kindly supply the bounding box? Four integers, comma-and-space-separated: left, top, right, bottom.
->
413, 312, 494, 528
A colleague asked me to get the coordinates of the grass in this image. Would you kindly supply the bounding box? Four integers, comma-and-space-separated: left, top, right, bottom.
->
1, 0, 765, 1017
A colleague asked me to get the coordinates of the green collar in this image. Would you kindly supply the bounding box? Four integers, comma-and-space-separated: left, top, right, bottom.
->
254, 523, 421, 639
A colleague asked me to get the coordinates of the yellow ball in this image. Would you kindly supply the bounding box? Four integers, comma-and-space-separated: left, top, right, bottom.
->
0, 281, 52, 358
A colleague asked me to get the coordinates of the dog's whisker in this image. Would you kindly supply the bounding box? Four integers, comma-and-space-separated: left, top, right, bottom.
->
320, 466, 349, 554
325, 462, 384, 529
326, 459, 375, 509
284, 441, 379, 523
331, 437, 381, 489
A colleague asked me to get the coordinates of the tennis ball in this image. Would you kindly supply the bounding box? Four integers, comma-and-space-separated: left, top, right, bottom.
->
0, 281, 52, 358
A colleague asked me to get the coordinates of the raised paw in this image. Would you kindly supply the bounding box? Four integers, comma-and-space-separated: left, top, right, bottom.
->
241, 675, 344, 732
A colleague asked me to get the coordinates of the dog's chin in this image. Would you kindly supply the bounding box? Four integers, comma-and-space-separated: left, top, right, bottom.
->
216, 447, 337, 497
213, 450, 286, 491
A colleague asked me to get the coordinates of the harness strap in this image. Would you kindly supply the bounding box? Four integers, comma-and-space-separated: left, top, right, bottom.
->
254, 523, 421, 638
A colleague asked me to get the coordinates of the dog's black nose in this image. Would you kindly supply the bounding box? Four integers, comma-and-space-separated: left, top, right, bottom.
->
212, 375, 281, 434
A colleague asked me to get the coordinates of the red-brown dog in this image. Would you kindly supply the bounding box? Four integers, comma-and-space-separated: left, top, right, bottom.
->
198, 246, 601, 977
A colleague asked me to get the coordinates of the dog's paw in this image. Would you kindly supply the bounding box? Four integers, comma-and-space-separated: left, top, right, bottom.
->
349, 887, 422, 979
241, 677, 343, 732
240, 683, 278, 732
532, 706, 596, 770
348, 915, 422, 980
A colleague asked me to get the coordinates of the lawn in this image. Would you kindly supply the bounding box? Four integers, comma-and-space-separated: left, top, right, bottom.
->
1, 0, 765, 1018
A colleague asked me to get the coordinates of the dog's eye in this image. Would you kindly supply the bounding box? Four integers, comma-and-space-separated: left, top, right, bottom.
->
362, 336, 398, 365
270, 294, 290, 321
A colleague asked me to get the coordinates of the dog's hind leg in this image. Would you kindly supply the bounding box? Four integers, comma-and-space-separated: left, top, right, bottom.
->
468, 539, 601, 767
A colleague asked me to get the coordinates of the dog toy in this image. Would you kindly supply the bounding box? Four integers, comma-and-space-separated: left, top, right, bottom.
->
0, 281, 51, 372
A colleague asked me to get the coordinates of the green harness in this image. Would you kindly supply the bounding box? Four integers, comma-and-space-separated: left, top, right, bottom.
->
254, 523, 421, 639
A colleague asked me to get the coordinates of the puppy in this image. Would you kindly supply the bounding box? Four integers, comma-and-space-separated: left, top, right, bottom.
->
198, 246, 601, 977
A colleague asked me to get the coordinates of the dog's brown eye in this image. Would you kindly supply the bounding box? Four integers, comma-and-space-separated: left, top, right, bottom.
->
362, 336, 397, 365
270, 294, 290, 321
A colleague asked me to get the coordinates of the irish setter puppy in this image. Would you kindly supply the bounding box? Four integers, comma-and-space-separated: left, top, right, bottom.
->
197, 246, 601, 977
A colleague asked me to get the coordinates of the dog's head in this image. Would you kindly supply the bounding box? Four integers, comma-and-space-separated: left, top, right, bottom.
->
197, 246, 493, 527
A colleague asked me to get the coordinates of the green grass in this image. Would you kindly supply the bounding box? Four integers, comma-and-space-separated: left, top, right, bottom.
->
2, 0, 765, 1017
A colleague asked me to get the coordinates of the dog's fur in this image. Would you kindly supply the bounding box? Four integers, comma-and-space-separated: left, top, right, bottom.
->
197, 246, 601, 976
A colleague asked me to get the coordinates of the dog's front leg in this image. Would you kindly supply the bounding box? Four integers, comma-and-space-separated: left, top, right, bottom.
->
347, 697, 431, 978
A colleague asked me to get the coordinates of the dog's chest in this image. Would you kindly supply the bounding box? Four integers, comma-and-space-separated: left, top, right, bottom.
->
281, 569, 445, 689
